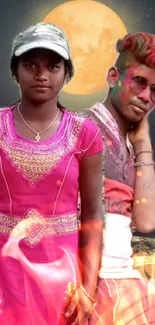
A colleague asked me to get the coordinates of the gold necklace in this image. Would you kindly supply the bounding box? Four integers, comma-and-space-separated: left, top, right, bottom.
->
17, 104, 60, 142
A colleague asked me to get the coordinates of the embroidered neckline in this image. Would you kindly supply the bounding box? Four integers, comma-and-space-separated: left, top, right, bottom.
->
0, 108, 84, 186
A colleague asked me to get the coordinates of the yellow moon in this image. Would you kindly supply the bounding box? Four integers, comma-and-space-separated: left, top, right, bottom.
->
43, 0, 127, 95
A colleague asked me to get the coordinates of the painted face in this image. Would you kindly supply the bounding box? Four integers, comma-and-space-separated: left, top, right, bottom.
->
110, 61, 155, 122
17, 48, 66, 104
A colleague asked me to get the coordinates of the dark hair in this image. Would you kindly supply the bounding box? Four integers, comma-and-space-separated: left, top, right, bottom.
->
10, 54, 74, 82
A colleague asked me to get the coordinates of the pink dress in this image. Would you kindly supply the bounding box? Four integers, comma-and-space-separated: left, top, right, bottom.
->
0, 107, 102, 325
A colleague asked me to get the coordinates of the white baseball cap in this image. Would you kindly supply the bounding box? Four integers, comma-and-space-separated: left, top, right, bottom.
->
12, 22, 71, 60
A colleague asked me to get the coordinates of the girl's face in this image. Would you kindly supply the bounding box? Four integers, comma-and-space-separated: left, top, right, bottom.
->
17, 48, 66, 104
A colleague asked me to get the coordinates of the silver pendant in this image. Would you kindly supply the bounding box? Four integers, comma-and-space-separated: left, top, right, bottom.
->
35, 133, 41, 142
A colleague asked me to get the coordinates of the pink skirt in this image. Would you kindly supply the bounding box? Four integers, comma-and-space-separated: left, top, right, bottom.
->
0, 232, 79, 325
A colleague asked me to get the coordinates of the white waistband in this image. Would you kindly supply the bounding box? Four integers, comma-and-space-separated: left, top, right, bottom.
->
100, 213, 135, 277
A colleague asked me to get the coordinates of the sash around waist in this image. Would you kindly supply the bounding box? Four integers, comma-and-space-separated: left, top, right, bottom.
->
0, 209, 79, 247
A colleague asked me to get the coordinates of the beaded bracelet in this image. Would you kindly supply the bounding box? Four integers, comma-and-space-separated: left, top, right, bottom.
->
80, 285, 96, 305
134, 161, 155, 167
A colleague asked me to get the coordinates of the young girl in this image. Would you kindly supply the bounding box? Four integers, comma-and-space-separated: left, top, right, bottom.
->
0, 22, 103, 325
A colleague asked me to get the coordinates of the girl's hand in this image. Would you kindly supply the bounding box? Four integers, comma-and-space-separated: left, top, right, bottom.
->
60, 283, 95, 325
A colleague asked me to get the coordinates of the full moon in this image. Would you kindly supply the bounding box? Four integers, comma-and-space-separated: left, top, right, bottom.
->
43, 0, 127, 95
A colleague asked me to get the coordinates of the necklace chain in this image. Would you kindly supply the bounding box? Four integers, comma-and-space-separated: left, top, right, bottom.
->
17, 104, 60, 142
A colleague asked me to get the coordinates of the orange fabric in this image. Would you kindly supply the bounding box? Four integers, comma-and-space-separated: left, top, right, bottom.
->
105, 178, 134, 218
90, 278, 155, 325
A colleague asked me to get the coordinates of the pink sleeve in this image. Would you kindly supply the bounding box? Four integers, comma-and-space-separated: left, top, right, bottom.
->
80, 118, 103, 157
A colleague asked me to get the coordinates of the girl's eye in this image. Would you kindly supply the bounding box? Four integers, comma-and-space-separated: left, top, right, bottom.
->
24, 62, 35, 68
49, 64, 60, 70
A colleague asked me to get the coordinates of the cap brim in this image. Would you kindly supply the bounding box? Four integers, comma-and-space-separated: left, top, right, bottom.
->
14, 41, 69, 60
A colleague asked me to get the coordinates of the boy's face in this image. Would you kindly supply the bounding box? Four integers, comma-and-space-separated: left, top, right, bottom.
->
108, 61, 155, 122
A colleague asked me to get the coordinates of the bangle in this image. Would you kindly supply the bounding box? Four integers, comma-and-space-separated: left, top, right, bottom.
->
134, 150, 152, 159
80, 285, 96, 304
134, 161, 155, 167
64, 282, 96, 307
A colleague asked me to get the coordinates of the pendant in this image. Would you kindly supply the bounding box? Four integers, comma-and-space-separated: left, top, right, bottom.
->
35, 133, 41, 142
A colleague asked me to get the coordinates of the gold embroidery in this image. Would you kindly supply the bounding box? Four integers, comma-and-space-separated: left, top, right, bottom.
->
0, 143, 65, 184
0, 210, 78, 247
0, 113, 84, 186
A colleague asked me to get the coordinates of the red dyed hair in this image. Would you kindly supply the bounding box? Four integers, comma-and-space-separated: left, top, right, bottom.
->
116, 33, 155, 68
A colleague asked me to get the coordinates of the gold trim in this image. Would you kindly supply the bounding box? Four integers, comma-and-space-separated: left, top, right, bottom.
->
0, 112, 84, 185
0, 210, 78, 247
